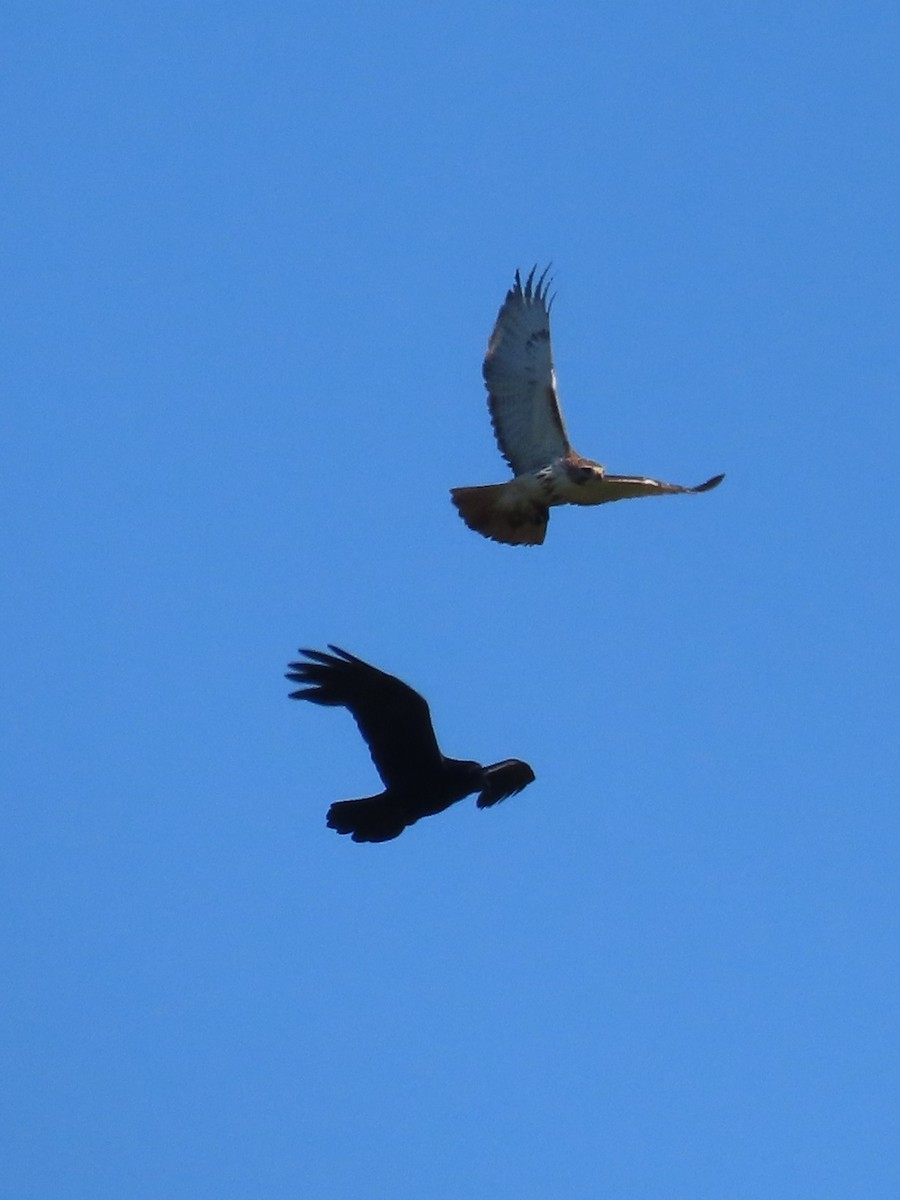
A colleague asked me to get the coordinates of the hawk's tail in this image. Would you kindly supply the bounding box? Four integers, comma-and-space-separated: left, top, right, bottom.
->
450, 482, 548, 546
326, 795, 407, 843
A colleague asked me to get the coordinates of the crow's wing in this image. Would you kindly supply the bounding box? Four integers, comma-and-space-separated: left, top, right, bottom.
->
287, 646, 444, 792
483, 266, 572, 476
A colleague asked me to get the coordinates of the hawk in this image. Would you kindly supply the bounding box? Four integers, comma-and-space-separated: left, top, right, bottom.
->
287, 646, 535, 843
451, 267, 724, 545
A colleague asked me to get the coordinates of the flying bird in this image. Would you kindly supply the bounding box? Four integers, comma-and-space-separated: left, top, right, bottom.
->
286, 645, 535, 843
450, 266, 724, 545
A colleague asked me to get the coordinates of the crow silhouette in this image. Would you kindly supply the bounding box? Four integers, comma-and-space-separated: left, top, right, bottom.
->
287, 646, 535, 843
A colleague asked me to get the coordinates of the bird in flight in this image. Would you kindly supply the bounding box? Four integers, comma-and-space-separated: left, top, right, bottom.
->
286, 646, 535, 843
451, 266, 724, 545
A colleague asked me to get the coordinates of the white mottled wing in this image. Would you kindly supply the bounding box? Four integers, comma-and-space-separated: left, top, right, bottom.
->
482, 267, 572, 476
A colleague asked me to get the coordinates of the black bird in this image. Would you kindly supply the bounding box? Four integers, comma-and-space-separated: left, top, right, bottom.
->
286, 645, 536, 843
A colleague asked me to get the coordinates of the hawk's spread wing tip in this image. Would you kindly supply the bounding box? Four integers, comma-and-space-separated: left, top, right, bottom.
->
693, 472, 725, 493
510, 264, 554, 308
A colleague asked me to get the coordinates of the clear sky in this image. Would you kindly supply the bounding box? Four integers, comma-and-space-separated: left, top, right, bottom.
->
4, 3, 900, 1197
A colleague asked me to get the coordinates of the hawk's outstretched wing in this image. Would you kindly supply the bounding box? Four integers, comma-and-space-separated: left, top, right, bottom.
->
483, 266, 571, 476
286, 646, 444, 792
593, 471, 726, 502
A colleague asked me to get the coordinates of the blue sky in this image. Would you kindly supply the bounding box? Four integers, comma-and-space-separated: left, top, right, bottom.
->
4, 3, 900, 1196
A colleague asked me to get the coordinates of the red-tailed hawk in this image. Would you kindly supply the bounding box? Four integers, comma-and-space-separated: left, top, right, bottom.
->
451, 267, 724, 545
287, 646, 535, 843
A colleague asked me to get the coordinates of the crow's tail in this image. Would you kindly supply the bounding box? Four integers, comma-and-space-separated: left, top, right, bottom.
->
326, 795, 407, 843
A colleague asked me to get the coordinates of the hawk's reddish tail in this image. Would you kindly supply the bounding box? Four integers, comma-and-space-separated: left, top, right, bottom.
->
450, 483, 548, 546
